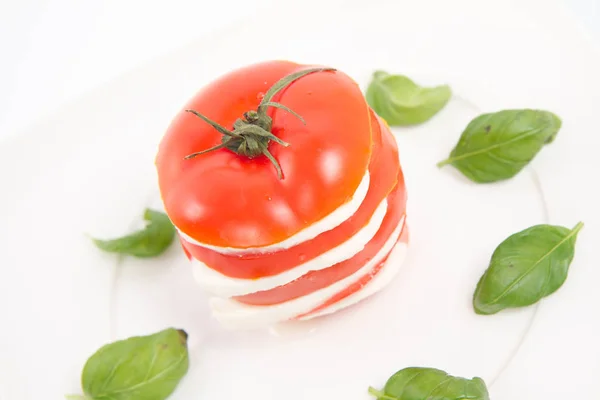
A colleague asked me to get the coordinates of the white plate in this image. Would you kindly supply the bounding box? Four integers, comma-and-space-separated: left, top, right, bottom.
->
1, 0, 599, 399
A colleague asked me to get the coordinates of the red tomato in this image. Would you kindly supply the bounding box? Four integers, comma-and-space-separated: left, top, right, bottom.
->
156, 61, 373, 249
181, 111, 402, 278
296, 222, 410, 320
234, 179, 406, 305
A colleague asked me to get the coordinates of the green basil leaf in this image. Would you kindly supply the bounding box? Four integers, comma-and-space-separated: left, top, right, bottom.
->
437, 109, 562, 183
368, 367, 489, 400
92, 208, 176, 257
474, 222, 583, 315
75, 328, 189, 400
365, 71, 451, 126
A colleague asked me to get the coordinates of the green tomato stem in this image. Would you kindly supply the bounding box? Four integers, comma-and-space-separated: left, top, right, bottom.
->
183, 67, 335, 179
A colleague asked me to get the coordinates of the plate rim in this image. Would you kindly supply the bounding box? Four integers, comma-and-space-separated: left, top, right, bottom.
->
1, 1, 599, 398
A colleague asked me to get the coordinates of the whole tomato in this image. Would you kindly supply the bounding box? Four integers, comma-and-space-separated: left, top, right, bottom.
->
156, 61, 373, 249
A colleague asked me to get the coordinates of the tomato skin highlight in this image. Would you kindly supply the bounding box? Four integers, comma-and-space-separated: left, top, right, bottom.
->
181, 111, 401, 278
234, 179, 406, 305
156, 61, 372, 249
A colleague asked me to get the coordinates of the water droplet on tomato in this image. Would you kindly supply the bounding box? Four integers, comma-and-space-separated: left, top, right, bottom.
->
257, 92, 265, 100
298, 253, 307, 262
266, 196, 272, 201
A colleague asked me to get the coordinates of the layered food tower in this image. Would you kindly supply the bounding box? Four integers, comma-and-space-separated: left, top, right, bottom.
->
156, 61, 408, 329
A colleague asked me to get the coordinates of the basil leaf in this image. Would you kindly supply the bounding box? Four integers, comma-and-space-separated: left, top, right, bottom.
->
368, 367, 489, 400
474, 222, 583, 315
92, 208, 176, 257
75, 328, 189, 400
437, 109, 562, 183
365, 71, 451, 126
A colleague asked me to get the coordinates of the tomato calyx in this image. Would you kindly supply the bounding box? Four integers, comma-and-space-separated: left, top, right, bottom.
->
183, 67, 335, 179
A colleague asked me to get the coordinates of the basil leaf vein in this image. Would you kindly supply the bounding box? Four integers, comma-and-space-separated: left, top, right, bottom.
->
474, 222, 583, 315
74, 328, 189, 400
369, 367, 489, 400
438, 109, 562, 183
366, 71, 451, 126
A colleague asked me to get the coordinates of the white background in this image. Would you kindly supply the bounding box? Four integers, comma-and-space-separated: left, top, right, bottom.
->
0, 0, 598, 141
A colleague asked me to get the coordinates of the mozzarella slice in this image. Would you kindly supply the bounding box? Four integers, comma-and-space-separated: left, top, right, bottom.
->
191, 199, 389, 297
177, 171, 371, 254
209, 216, 406, 330
297, 238, 408, 320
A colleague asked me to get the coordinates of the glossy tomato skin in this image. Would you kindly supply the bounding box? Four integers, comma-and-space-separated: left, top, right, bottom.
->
181, 111, 402, 278
156, 61, 373, 249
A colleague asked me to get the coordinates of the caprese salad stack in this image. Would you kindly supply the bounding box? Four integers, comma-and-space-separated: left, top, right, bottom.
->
155, 61, 408, 329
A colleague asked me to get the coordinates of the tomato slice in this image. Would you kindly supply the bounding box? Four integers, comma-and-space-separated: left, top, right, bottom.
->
181, 240, 192, 260
181, 112, 402, 278
156, 61, 373, 249
234, 178, 405, 305
296, 220, 410, 319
